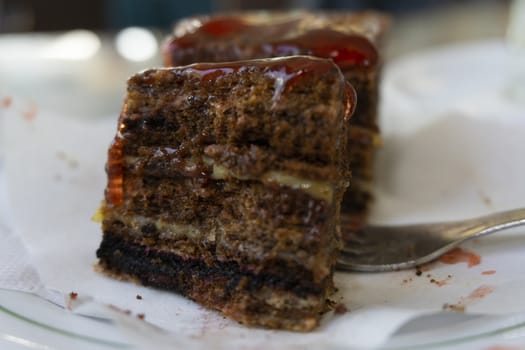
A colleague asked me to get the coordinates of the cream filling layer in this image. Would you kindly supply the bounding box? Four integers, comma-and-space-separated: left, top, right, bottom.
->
117, 214, 213, 242
123, 155, 333, 202
261, 171, 333, 203
207, 158, 333, 202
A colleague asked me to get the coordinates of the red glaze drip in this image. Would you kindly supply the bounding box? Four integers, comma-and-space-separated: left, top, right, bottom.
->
344, 82, 357, 121
199, 17, 249, 37
439, 247, 481, 268
105, 133, 124, 207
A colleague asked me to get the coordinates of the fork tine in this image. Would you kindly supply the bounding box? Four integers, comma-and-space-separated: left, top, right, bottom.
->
338, 247, 367, 256
339, 245, 376, 256
337, 255, 368, 271
342, 233, 367, 245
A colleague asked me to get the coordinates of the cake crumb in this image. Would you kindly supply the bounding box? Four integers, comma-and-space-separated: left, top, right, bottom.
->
326, 298, 337, 309
109, 304, 132, 315
442, 303, 466, 313
425, 272, 451, 286
136, 294, 143, 300
435, 278, 451, 287
334, 303, 348, 315
415, 269, 422, 276
91, 204, 104, 223
137, 313, 145, 320
443, 285, 495, 313
482, 270, 496, 275
66, 292, 79, 310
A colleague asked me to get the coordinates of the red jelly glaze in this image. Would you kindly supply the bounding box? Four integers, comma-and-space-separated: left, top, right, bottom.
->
199, 17, 249, 37
177, 56, 344, 104
181, 56, 336, 91
270, 29, 377, 68
163, 17, 249, 65
105, 134, 124, 207
165, 17, 378, 69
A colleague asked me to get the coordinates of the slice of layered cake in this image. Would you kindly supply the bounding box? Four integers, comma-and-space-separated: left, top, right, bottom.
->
97, 56, 356, 331
163, 11, 389, 231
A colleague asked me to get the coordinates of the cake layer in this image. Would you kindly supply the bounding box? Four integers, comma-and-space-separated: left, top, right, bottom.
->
115, 174, 333, 224
106, 176, 338, 279
123, 144, 345, 183
97, 233, 331, 331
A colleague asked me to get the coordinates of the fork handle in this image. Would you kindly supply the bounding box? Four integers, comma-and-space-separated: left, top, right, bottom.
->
454, 207, 525, 240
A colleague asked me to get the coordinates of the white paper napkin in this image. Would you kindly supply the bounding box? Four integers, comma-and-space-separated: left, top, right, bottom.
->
0, 94, 420, 350
2, 40, 525, 349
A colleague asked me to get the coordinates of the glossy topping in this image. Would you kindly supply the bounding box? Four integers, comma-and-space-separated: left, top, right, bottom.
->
156, 56, 350, 107
181, 55, 336, 76
164, 14, 379, 69
185, 56, 335, 84
268, 30, 377, 68
198, 17, 249, 36
177, 56, 355, 117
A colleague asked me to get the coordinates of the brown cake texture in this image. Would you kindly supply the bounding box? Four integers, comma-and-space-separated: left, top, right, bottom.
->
97, 56, 356, 331
163, 11, 389, 231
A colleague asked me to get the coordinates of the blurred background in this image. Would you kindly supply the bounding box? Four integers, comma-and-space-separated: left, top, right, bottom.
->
0, 0, 510, 35
0, 0, 513, 118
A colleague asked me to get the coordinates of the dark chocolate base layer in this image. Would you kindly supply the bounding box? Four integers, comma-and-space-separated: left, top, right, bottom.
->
97, 232, 332, 331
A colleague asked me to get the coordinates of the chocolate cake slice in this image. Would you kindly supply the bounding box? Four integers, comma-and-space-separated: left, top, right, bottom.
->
97, 56, 356, 331
163, 11, 389, 231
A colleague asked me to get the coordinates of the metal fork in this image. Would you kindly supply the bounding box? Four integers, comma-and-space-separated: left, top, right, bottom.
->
337, 208, 525, 272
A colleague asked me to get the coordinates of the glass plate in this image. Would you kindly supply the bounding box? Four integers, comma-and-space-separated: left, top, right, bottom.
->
2, 39, 525, 350
2, 289, 525, 350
